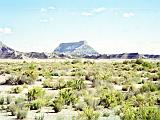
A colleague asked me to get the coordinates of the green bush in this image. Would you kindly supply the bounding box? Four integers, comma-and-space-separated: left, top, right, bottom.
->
84, 96, 100, 110
42, 79, 53, 88
52, 79, 66, 90
135, 59, 144, 65
15, 97, 25, 105
59, 88, 78, 105
75, 100, 87, 111
30, 99, 45, 110
14, 97, 27, 111
71, 59, 82, 64
35, 113, 44, 120
121, 106, 160, 120
52, 97, 64, 113
5, 74, 37, 85
136, 107, 160, 120
0, 96, 5, 105
7, 103, 17, 116
99, 89, 124, 108
122, 85, 129, 91
67, 79, 86, 90
17, 109, 28, 120
28, 86, 45, 101
10, 86, 23, 94
103, 111, 110, 117
77, 107, 100, 120
140, 82, 158, 93
6, 95, 12, 104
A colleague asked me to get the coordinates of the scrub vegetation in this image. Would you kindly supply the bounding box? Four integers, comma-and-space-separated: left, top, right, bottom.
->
0, 59, 159, 120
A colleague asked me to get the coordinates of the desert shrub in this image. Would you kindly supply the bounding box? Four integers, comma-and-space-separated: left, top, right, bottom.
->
136, 66, 144, 71
149, 74, 159, 81
114, 107, 122, 116
122, 85, 136, 92
28, 86, 45, 101
52, 79, 66, 90
52, 72, 59, 76
0, 96, 5, 105
7, 103, 17, 116
99, 89, 124, 108
123, 60, 130, 64
157, 72, 160, 79
71, 69, 86, 76
75, 100, 87, 111
16, 108, 28, 120
121, 106, 136, 120
18, 74, 36, 85
140, 82, 158, 93
127, 93, 156, 107
121, 106, 160, 120
67, 79, 86, 90
145, 93, 157, 106
52, 97, 64, 113
135, 59, 144, 65
59, 88, 78, 105
30, 99, 46, 110
122, 65, 131, 71
35, 113, 44, 120
14, 97, 27, 110
6, 95, 12, 104
103, 111, 110, 117
122, 85, 129, 91
157, 97, 160, 105
5, 74, 36, 85
42, 79, 53, 88
71, 59, 82, 64
44, 70, 53, 78
84, 60, 94, 65
77, 107, 100, 120
84, 96, 100, 110
51, 82, 59, 90
15, 97, 25, 105
28, 62, 36, 70
134, 94, 146, 107
10, 86, 23, 94
136, 107, 160, 120
142, 61, 152, 68
149, 68, 158, 73
4, 75, 17, 85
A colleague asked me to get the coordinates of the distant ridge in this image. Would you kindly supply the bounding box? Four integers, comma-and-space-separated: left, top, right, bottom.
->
0, 41, 49, 59
0, 41, 159, 59
0, 41, 22, 59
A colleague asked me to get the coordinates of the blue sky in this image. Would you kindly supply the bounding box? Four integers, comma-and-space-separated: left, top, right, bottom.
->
0, 0, 160, 54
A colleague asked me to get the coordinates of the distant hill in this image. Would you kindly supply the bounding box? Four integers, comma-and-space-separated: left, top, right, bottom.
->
0, 41, 159, 59
0, 41, 49, 59
0, 41, 22, 59
54, 41, 99, 56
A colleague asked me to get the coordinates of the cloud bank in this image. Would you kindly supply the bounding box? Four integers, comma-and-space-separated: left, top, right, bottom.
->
0, 27, 13, 34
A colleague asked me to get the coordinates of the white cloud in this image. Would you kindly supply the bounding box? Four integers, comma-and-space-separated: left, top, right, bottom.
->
48, 6, 56, 10
93, 7, 106, 13
0, 27, 13, 34
40, 6, 56, 13
40, 8, 47, 12
123, 12, 135, 18
81, 7, 106, 17
40, 19, 49, 23
81, 12, 92, 16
